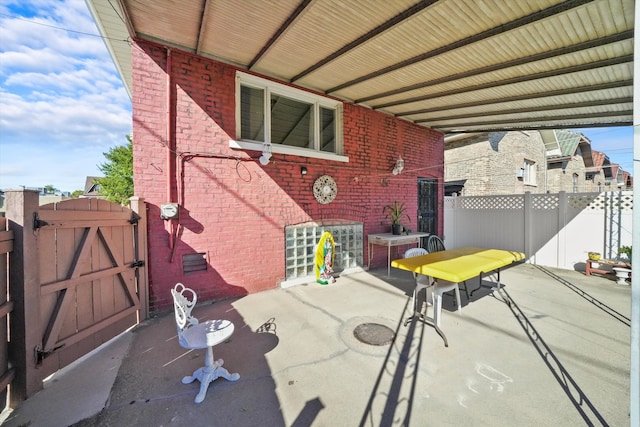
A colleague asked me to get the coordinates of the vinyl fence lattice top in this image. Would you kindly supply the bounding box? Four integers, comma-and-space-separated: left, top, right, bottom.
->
458, 195, 524, 210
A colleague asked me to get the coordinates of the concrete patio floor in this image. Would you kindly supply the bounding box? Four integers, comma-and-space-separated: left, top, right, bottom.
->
2, 263, 632, 426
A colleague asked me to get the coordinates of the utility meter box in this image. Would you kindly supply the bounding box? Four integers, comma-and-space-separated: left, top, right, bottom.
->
160, 203, 179, 220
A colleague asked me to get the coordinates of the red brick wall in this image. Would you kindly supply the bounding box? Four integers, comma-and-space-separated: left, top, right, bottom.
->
132, 40, 444, 311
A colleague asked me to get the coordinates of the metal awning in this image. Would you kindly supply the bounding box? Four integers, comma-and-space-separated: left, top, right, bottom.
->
88, 0, 634, 134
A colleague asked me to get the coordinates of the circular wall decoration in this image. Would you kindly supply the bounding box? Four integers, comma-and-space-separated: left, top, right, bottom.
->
313, 175, 338, 204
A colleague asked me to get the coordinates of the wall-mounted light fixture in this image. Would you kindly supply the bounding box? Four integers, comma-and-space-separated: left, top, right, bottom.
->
259, 143, 272, 165
301, 166, 308, 176
392, 156, 404, 175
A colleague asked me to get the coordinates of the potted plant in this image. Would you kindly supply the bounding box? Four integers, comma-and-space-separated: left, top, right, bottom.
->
382, 201, 410, 235
618, 245, 632, 262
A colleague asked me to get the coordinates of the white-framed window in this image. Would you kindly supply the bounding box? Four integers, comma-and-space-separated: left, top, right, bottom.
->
231, 71, 347, 162
523, 159, 536, 185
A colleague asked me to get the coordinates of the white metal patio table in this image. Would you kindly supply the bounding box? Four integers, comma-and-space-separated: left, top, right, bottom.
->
367, 232, 430, 277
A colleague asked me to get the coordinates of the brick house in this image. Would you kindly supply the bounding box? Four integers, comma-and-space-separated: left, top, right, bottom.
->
444, 131, 547, 195
542, 129, 594, 193
131, 41, 443, 311
86, 1, 633, 312
444, 130, 629, 196
586, 150, 615, 191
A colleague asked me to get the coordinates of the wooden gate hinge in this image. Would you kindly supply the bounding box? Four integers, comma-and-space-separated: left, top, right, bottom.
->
129, 213, 141, 224
130, 260, 145, 268
33, 212, 49, 229
34, 344, 64, 366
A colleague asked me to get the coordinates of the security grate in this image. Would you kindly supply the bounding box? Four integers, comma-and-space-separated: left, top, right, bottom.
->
285, 220, 363, 280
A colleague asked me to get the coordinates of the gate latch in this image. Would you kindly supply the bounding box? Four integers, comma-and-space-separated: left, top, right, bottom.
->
130, 260, 145, 268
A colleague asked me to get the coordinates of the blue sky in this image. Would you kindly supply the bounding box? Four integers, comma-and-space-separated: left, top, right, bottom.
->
0, 1, 634, 193
0, 0, 132, 193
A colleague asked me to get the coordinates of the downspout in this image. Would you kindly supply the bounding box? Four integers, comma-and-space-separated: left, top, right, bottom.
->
165, 48, 175, 209
166, 48, 173, 206
166, 48, 179, 258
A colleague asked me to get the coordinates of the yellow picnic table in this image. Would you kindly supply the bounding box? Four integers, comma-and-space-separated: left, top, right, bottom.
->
392, 247, 525, 284
391, 247, 525, 346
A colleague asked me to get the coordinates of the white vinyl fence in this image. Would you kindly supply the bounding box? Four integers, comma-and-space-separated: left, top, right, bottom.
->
444, 191, 633, 270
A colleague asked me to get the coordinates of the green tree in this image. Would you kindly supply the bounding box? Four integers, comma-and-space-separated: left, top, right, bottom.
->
96, 136, 133, 205
70, 190, 84, 198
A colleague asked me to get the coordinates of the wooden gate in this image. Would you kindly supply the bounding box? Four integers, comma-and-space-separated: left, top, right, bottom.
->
35, 198, 147, 377
0, 217, 15, 410
4, 191, 148, 405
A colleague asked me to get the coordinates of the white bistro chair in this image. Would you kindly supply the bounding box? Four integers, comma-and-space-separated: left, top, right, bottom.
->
171, 283, 240, 403
404, 247, 431, 315
426, 235, 466, 327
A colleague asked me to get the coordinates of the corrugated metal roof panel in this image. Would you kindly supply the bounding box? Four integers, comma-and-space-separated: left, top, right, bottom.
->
88, 0, 634, 132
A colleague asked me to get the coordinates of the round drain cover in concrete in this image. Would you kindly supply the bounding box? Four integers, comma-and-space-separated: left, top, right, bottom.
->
353, 323, 395, 346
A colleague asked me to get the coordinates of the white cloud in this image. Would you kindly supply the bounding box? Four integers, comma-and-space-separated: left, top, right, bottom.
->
0, 0, 132, 192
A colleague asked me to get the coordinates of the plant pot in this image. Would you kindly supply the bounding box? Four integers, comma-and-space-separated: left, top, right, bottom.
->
391, 224, 403, 235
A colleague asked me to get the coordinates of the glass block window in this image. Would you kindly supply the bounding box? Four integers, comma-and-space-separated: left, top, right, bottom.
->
285, 220, 363, 280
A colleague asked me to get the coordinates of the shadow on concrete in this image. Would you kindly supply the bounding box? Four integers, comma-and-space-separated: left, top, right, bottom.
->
68, 299, 289, 426
498, 287, 609, 426
358, 298, 425, 426
537, 265, 630, 327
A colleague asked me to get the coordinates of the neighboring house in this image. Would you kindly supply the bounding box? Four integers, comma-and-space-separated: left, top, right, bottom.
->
80, 176, 105, 198
444, 130, 631, 196
444, 131, 547, 196
38, 195, 69, 205
609, 164, 633, 189
584, 150, 633, 191
119, 41, 444, 311
541, 129, 594, 193
586, 150, 614, 191
0, 188, 71, 216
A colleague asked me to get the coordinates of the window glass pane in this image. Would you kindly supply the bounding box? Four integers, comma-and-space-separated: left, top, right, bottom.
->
240, 86, 264, 141
524, 160, 536, 185
319, 107, 335, 152
270, 94, 313, 149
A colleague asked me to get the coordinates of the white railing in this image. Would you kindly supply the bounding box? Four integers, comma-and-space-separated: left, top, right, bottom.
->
444, 191, 633, 270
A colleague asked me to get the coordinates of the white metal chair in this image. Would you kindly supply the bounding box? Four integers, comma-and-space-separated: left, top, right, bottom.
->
171, 283, 240, 403
425, 235, 467, 327
404, 247, 431, 315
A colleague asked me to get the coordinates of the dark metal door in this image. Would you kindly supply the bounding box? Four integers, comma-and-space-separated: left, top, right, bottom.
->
417, 178, 438, 244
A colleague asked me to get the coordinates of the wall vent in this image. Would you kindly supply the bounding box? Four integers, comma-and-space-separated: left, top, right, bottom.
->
183, 252, 207, 274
